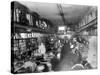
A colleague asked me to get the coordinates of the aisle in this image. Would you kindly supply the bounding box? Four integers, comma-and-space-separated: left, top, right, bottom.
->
54, 42, 81, 71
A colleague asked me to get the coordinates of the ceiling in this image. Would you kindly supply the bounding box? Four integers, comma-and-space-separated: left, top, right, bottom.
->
18, 1, 93, 27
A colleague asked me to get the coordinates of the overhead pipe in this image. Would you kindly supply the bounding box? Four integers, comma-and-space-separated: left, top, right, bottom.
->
57, 4, 66, 26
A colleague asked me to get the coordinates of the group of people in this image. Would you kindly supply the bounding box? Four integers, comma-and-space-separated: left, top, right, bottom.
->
13, 34, 96, 73
69, 36, 93, 70
13, 36, 62, 73
53, 35, 93, 71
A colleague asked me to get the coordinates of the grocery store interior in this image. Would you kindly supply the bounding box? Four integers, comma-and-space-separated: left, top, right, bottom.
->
11, 1, 97, 73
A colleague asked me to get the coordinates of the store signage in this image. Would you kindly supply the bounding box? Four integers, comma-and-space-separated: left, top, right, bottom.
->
58, 26, 66, 34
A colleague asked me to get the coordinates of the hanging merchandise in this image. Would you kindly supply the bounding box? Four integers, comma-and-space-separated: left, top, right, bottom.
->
26, 13, 33, 26
26, 13, 31, 25
31, 12, 40, 27
30, 15, 33, 26
19, 10, 29, 25
39, 20, 47, 29
19, 40, 26, 51
16, 9, 20, 22
13, 9, 16, 22
14, 40, 19, 51
12, 1, 30, 25
36, 18, 50, 30
41, 21, 48, 29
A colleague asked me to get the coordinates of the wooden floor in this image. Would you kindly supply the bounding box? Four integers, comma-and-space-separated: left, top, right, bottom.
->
54, 42, 82, 71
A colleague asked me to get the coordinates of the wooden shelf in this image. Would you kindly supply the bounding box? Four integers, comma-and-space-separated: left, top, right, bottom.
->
77, 18, 97, 33
71, 18, 97, 37
13, 23, 55, 34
